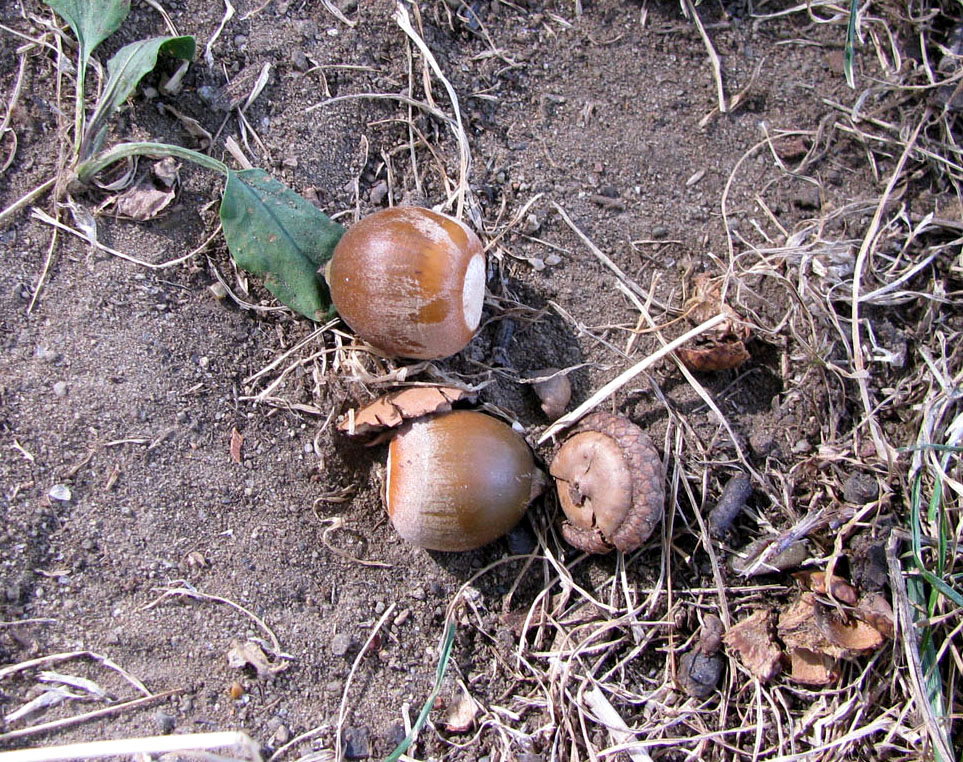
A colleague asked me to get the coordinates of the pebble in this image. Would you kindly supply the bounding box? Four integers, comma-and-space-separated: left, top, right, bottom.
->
410, 586, 426, 601
651, 224, 669, 239
385, 721, 406, 748
843, 472, 879, 504
792, 185, 821, 210
48, 484, 72, 502
342, 726, 370, 759
269, 723, 291, 746
153, 709, 176, 734
291, 49, 310, 71
792, 438, 812, 454
678, 650, 723, 698
331, 632, 353, 656
393, 609, 410, 627
324, 679, 343, 695
53, 381, 68, 397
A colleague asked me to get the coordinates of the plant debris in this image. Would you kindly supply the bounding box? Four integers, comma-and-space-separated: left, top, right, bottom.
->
723, 609, 783, 683
337, 386, 476, 441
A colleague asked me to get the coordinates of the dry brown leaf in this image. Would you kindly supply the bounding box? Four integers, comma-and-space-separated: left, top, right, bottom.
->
793, 570, 858, 605
111, 181, 176, 221
443, 684, 479, 733
788, 647, 838, 686
337, 386, 475, 440
226, 639, 289, 677
230, 428, 244, 463
723, 609, 783, 682
677, 274, 751, 372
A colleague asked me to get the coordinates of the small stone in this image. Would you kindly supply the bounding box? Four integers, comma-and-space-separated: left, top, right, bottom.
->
506, 523, 536, 555
792, 185, 821, 210
198, 356, 210, 370
153, 709, 176, 734
385, 721, 406, 748
410, 587, 426, 601
48, 484, 72, 502
368, 181, 388, 205
233, 34, 248, 49
843, 472, 878, 505
331, 632, 353, 657
792, 438, 812, 454
678, 650, 723, 698
374, 601, 385, 615
269, 723, 291, 747
291, 49, 310, 71
651, 224, 669, 239
324, 679, 344, 695
53, 381, 68, 397
393, 609, 410, 627
343, 726, 370, 759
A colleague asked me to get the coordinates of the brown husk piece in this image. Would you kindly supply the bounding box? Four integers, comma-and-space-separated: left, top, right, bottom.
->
723, 609, 783, 683
793, 570, 858, 605
677, 273, 751, 372
338, 386, 475, 442
854, 592, 896, 640
777, 593, 886, 685
789, 647, 838, 686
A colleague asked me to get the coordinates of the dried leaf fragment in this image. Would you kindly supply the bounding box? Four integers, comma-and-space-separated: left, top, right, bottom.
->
723, 609, 782, 682
226, 639, 289, 677
108, 180, 176, 221
443, 684, 479, 732
230, 428, 244, 463
337, 386, 475, 441
677, 274, 751, 373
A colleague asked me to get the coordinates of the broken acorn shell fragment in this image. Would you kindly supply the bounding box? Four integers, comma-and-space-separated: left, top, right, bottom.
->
324, 206, 486, 360
385, 410, 543, 552
549, 412, 664, 553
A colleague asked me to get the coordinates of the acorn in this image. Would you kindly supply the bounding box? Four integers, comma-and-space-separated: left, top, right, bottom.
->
324, 207, 486, 360
549, 412, 664, 553
385, 410, 543, 551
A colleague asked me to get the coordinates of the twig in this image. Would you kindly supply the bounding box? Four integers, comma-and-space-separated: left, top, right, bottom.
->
0, 731, 260, 762
850, 110, 927, 465
683, 0, 726, 114
537, 313, 727, 443
0, 690, 180, 744
0, 651, 150, 696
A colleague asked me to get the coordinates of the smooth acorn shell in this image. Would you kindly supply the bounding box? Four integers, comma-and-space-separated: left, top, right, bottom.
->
326, 207, 486, 360
385, 410, 538, 551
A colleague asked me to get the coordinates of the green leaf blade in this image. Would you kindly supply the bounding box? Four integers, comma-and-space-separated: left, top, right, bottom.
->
220, 169, 344, 322
46, 0, 129, 63
80, 35, 196, 160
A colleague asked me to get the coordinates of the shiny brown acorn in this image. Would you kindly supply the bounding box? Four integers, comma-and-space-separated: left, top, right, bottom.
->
324, 207, 486, 360
550, 412, 664, 553
385, 410, 543, 551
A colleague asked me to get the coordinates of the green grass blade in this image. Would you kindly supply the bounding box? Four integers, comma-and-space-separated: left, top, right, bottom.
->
383, 621, 457, 762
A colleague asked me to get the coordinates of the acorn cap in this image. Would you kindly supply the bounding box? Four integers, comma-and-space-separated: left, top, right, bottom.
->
549, 411, 664, 553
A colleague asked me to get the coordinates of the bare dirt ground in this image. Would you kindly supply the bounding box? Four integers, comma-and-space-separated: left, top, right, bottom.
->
1, 0, 962, 760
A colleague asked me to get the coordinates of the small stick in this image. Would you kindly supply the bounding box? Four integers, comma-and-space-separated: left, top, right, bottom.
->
683, 0, 726, 114
0, 651, 150, 697
0, 730, 258, 762
537, 313, 727, 444
0, 690, 179, 744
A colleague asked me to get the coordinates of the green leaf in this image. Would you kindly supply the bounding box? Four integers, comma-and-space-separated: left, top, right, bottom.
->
46, 0, 129, 64
80, 36, 196, 160
46, 0, 130, 154
220, 169, 344, 322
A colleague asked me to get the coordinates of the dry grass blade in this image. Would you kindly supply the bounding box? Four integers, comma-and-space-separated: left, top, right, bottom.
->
0, 731, 261, 762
